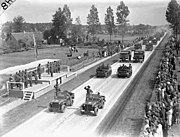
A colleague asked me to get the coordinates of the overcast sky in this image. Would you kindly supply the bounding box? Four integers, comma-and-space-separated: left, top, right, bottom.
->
0, 0, 177, 26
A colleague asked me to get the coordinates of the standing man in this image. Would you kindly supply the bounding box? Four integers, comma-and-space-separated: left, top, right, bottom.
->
9, 74, 14, 89
50, 62, 54, 77
24, 70, 28, 88
28, 71, 33, 87
37, 64, 42, 79
33, 70, 38, 84
84, 85, 93, 101
46, 62, 50, 74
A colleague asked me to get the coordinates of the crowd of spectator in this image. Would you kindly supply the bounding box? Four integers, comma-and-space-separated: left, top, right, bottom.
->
141, 39, 179, 137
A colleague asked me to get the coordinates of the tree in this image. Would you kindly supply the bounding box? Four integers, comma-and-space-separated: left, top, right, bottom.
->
52, 7, 67, 43
63, 4, 73, 38
105, 6, 115, 42
43, 29, 51, 40
87, 5, 100, 40
1, 21, 13, 39
71, 16, 83, 43
166, 0, 180, 39
13, 16, 25, 32
116, 1, 130, 43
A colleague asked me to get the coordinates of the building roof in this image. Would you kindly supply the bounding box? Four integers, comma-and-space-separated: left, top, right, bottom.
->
11, 32, 43, 42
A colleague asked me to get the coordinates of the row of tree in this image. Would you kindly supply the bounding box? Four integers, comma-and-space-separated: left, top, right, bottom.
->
2, 1, 156, 45
166, 0, 180, 40
44, 1, 130, 44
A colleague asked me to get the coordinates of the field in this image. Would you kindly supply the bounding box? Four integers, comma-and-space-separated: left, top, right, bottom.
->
96, 34, 146, 42
0, 34, 147, 71
0, 47, 98, 71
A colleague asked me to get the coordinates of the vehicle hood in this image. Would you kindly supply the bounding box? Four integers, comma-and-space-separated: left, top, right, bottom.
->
51, 99, 66, 104
84, 101, 97, 106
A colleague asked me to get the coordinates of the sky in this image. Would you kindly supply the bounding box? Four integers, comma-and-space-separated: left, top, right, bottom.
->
0, 0, 177, 26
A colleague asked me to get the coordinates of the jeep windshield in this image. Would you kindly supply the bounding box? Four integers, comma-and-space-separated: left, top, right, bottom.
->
134, 51, 143, 54
56, 93, 67, 99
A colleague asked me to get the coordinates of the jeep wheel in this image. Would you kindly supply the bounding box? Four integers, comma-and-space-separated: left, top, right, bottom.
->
49, 108, 53, 112
60, 104, 66, 113
94, 107, 98, 116
80, 107, 84, 114
69, 99, 74, 106
100, 101, 104, 109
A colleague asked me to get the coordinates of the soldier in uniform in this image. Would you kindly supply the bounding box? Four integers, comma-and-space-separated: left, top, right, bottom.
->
46, 62, 50, 74
14, 72, 20, 88
24, 69, 28, 88
9, 74, 14, 89
28, 71, 33, 87
54, 61, 58, 73
57, 60, 61, 72
129, 64, 132, 69
33, 70, 38, 84
54, 79, 61, 98
50, 62, 54, 77
37, 64, 42, 79
20, 73, 25, 89
85, 85, 93, 101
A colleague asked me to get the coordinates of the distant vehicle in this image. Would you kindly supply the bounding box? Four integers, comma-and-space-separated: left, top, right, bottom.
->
96, 63, 112, 78
145, 43, 153, 51
80, 93, 106, 116
117, 64, 132, 78
49, 90, 74, 113
143, 38, 149, 45
134, 43, 142, 50
119, 50, 132, 62
133, 50, 145, 63
152, 37, 158, 45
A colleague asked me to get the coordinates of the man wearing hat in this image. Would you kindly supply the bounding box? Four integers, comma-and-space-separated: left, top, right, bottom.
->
84, 85, 93, 101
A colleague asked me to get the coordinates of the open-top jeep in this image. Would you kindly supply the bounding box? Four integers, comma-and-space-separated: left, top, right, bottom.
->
145, 42, 153, 51
133, 50, 145, 63
80, 93, 106, 116
49, 90, 74, 113
117, 64, 132, 78
119, 50, 131, 62
96, 64, 112, 78
134, 43, 142, 50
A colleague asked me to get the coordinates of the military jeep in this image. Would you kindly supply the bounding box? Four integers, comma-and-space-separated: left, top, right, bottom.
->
117, 64, 132, 78
145, 43, 153, 51
96, 64, 112, 78
134, 43, 142, 50
49, 90, 74, 113
133, 50, 145, 63
152, 37, 158, 45
119, 50, 132, 62
80, 93, 106, 116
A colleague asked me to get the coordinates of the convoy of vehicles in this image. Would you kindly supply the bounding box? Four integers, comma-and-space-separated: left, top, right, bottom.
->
47, 32, 164, 116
